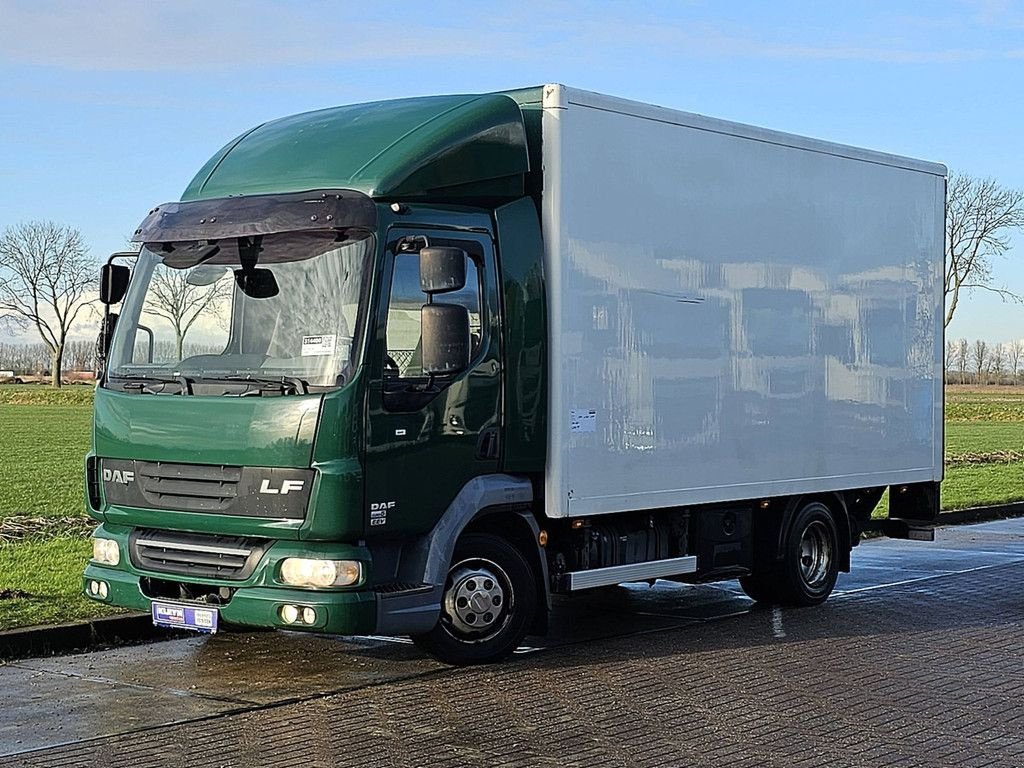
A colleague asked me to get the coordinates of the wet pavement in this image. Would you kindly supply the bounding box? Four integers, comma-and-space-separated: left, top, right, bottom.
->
3, 518, 1024, 767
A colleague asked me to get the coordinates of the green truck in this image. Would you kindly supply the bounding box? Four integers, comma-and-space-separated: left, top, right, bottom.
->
85, 85, 944, 664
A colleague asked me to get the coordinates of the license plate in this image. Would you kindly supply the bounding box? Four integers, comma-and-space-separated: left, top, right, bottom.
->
151, 601, 219, 634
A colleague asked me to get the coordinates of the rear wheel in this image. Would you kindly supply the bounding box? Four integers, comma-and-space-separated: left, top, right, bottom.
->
412, 532, 536, 665
740, 501, 840, 606
776, 501, 840, 606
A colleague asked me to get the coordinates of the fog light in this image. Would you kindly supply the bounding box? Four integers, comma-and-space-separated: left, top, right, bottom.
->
88, 580, 99, 596
280, 604, 300, 624
279, 558, 361, 588
301, 607, 317, 624
97, 582, 108, 599
91, 537, 120, 566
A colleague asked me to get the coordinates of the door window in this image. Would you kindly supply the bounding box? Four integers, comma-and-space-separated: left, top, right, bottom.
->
384, 252, 482, 378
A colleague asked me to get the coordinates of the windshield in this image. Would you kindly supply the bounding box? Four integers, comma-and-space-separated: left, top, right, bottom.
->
106, 231, 374, 392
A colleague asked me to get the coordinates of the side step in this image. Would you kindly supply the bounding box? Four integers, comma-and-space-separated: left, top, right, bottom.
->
559, 555, 698, 591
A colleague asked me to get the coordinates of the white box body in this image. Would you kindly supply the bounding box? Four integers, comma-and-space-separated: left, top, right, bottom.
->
538, 85, 945, 519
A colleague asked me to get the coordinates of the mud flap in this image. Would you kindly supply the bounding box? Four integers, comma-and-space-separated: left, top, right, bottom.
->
883, 481, 940, 541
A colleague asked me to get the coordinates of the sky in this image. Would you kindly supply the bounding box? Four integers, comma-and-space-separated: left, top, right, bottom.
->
1, 0, 1023, 343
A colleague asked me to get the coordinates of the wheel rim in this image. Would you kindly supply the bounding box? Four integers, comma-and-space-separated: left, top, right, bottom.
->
441, 558, 513, 641
798, 519, 833, 589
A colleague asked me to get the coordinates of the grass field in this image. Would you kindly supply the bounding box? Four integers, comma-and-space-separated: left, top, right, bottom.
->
0, 403, 92, 517
942, 386, 1024, 511
0, 386, 115, 629
0, 384, 1023, 631
0, 537, 126, 628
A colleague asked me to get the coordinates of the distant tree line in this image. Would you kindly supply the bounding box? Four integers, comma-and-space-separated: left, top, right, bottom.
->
0, 340, 97, 376
945, 337, 1024, 385
0, 339, 222, 377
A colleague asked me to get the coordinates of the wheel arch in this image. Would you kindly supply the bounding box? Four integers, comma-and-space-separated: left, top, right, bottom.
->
464, 507, 550, 636
381, 474, 548, 637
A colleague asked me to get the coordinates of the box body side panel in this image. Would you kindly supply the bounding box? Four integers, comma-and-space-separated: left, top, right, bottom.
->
541, 92, 945, 518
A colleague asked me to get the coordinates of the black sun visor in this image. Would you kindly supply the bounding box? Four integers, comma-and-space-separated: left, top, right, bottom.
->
132, 189, 377, 244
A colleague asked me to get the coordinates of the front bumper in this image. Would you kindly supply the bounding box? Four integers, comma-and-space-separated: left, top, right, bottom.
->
84, 524, 377, 635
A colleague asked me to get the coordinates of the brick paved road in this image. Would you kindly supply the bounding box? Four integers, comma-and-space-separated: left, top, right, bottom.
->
3, 520, 1024, 767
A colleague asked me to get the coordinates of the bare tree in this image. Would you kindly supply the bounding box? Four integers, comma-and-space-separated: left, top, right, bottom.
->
945, 173, 1024, 328
945, 339, 959, 383
990, 343, 1006, 384
957, 337, 969, 384
972, 339, 989, 384
0, 221, 96, 387
144, 266, 230, 360
1010, 339, 1024, 385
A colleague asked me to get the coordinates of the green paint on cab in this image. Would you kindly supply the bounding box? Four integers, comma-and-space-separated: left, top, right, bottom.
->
93, 386, 322, 468
182, 94, 529, 202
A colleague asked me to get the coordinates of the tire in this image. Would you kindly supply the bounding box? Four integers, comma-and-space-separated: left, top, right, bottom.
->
412, 532, 537, 665
774, 501, 840, 606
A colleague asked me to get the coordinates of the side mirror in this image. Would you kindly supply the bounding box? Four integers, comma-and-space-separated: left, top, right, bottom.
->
421, 304, 470, 375
420, 247, 466, 294
234, 268, 279, 299
100, 264, 131, 305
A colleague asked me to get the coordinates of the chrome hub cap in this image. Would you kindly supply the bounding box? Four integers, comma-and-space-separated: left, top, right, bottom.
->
798, 520, 833, 588
443, 560, 509, 637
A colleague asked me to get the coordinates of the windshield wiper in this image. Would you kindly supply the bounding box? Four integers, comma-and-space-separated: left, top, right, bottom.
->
196, 374, 310, 396
113, 374, 195, 395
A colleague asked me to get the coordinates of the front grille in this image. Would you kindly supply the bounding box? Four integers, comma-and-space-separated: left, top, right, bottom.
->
137, 462, 241, 513
101, 459, 313, 519
130, 528, 269, 580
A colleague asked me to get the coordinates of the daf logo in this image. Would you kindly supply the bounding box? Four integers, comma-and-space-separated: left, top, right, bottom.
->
259, 479, 305, 495
369, 500, 395, 527
103, 468, 135, 485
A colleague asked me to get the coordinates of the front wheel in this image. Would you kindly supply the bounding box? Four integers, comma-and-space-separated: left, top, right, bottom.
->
412, 532, 537, 665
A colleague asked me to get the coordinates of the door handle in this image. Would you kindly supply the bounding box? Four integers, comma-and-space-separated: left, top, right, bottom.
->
476, 428, 500, 460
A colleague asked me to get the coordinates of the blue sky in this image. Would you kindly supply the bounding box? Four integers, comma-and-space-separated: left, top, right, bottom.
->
1, 0, 1022, 342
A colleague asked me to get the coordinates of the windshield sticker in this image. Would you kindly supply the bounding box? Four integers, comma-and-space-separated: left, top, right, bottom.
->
301, 334, 337, 356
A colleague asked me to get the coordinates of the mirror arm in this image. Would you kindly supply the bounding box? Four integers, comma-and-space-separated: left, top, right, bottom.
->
106, 251, 139, 266
137, 324, 155, 363
98, 302, 111, 382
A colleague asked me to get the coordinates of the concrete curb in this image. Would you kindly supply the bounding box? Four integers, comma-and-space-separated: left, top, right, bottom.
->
3, 502, 1024, 661
937, 501, 1024, 526
0, 613, 175, 661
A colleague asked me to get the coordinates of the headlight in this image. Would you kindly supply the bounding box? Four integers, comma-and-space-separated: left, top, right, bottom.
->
279, 558, 361, 588
92, 537, 120, 566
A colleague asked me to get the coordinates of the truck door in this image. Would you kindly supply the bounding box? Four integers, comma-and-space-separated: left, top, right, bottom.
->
363, 229, 502, 537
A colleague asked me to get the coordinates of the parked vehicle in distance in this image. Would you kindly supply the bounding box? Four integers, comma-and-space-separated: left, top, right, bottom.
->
84, 85, 945, 664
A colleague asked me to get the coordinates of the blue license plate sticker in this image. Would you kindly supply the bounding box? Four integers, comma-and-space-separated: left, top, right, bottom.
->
151, 602, 219, 634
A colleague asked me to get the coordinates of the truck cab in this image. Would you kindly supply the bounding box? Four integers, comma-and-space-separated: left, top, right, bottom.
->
86, 93, 551, 664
